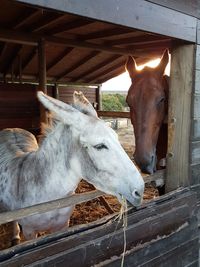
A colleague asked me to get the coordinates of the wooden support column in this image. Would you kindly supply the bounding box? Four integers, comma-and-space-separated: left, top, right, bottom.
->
53, 83, 59, 99
18, 54, 22, 83
38, 39, 47, 123
166, 44, 195, 192
95, 85, 101, 110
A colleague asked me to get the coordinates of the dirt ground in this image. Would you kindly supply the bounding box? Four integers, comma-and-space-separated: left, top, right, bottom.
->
0, 120, 158, 250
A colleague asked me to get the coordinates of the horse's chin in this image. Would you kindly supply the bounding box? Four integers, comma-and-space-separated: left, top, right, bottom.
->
117, 193, 142, 208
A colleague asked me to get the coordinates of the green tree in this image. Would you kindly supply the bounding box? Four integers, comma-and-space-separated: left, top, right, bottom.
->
115, 93, 128, 108
102, 94, 123, 111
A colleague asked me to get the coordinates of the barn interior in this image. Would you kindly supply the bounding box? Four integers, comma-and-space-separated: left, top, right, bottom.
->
0, 0, 192, 251
0, 0, 181, 134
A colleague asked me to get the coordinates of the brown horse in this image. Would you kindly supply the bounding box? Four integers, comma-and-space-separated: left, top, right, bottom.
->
126, 50, 169, 175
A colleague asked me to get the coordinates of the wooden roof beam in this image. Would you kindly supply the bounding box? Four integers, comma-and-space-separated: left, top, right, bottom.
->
96, 67, 125, 84
106, 34, 171, 46
86, 61, 124, 83
47, 47, 74, 71
13, 9, 42, 30
15, 47, 37, 77
70, 55, 122, 82
80, 28, 134, 41
46, 19, 95, 35
33, 14, 68, 32
30, 13, 66, 32
56, 51, 101, 81
0, 28, 166, 58
0, 43, 7, 58
3, 45, 23, 75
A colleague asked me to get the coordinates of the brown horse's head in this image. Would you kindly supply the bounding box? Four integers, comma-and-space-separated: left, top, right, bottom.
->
126, 50, 169, 174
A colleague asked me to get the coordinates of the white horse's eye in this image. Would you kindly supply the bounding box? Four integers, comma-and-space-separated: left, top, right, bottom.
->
93, 143, 108, 150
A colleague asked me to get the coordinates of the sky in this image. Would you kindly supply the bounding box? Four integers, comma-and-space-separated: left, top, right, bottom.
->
101, 57, 170, 92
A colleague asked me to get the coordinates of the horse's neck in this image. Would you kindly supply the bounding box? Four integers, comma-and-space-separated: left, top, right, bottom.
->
37, 124, 82, 194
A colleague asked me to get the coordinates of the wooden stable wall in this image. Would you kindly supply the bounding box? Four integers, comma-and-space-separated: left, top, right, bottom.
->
0, 83, 98, 134
0, 188, 198, 267
0, 83, 40, 132
58, 85, 98, 107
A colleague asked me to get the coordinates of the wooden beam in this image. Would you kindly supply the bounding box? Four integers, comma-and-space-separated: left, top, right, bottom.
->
47, 19, 94, 35
107, 34, 171, 46
34, 14, 68, 32
30, 13, 64, 32
95, 67, 125, 84
47, 47, 74, 72
13, 9, 42, 30
15, 47, 37, 77
0, 42, 6, 58
56, 51, 100, 81
4, 45, 23, 76
0, 170, 164, 224
166, 44, 195, 192
38, 39, 47, 123
98, 111, 130, 118
80, 28, 134, 41
0, 190, 104, 225
3, 45, 22, 76
86, 61, 124, 83
70, 55, 121, 82
17, 0, 197, 42
0, 28, 160, 57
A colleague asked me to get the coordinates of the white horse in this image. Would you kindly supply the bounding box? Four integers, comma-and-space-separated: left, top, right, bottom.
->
0, 91, 144, 244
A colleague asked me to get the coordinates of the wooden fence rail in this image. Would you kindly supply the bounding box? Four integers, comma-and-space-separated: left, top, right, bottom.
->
0, 170, 165, 225
97, 111, 130, 118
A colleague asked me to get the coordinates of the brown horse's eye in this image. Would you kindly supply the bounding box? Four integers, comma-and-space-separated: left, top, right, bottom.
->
157, 97, 165, 106
160, 97, 165, 103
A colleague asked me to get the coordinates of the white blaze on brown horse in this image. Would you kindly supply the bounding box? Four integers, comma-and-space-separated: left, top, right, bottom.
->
126, 50, 169, 175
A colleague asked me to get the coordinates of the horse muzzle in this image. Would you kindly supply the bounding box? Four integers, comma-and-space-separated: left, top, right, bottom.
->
134, 152, 156, 175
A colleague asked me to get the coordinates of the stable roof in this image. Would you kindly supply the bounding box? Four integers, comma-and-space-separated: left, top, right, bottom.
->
0, 0, 183, 85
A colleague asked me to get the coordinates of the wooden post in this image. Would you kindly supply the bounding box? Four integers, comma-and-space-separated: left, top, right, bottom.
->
18, 54, 22, 83
165, 44, 195, 192
38, 39, 47, 123
53, 83, 59, 99
96, 85, 101, 111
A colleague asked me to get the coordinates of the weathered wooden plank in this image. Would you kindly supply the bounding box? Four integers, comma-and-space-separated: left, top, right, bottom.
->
0, 190, 196, 267
17, 0, 197, 42
190, 141, 200, 165
195, 45, 200, 69
0, 190, 104, 225
0, 171, 164, 225
190, 119, 200, 141
192, 94, 200, 119
194, 70, 200, 94
166, 44, 195, 192
197, 20, 200, 44
97, 111, 130, 118
106, 237, 199, 267
146, 0, 199, 18
190, 164, 200, 185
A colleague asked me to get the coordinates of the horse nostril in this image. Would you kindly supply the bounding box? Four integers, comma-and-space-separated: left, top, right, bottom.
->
132, 189, 141, 199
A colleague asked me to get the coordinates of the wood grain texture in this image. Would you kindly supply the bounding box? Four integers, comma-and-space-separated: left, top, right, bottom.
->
17, 0, 197, 42
166, 44, 195, 192
0, 189, 197, 267
0, 171, 164, 224
147, 0, 199, 18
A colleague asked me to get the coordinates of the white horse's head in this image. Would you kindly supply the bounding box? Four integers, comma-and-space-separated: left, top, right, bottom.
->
37, 91, 144, 207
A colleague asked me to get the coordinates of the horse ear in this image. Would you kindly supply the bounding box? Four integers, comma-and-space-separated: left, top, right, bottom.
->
156, 49, 169, 76
37, 91, 89, 129
125, 56, 137, 79
73, 91, 98, 118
